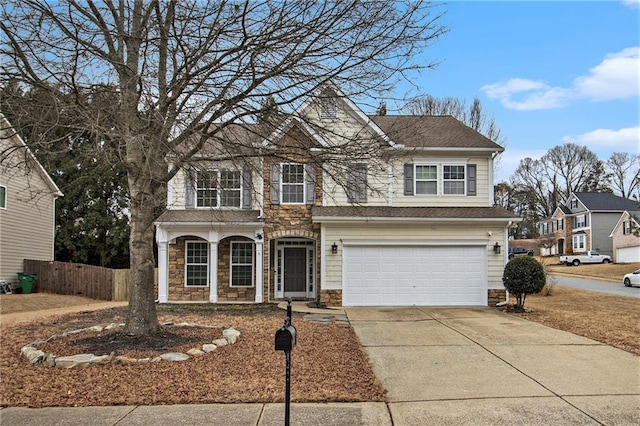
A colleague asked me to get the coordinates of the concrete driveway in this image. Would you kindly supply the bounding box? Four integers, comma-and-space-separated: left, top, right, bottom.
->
346, 307, 640, 425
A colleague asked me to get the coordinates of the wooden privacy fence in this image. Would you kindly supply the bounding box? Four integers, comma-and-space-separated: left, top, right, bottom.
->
23, 260, 158, 302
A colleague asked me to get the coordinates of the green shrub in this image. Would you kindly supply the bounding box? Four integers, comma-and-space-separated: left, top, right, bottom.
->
502, 256, 546, 310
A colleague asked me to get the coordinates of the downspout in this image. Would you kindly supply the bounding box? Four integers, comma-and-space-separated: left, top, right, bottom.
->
496, 220, 512, 306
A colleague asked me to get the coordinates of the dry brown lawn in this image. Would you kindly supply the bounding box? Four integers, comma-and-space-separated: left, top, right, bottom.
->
539, 257, 640, 282
0, 304, 385, 408
507, 286, 640, 356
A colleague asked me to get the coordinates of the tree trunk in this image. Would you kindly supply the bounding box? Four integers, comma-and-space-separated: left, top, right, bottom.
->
125, 177, 160, 335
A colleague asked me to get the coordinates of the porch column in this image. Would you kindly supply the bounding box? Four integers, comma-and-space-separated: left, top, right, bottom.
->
209, 242, 218, 303
255, 240, 264, 303
157, 241, 168, 303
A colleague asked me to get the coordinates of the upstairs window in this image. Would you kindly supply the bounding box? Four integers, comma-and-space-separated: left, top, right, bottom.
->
575, 214, 586, 228
281, 164, 305, 204
0, 185, 6, 209
319, 97, 337, 118
196, 170, 241, 208
405, 163, 474, 196
415, 165, 437, 195
347, 162, 368, 202
623, 220, 632, 235
557, 218, 564, 230
571, 198, 578, 209
442, 165, 465, 195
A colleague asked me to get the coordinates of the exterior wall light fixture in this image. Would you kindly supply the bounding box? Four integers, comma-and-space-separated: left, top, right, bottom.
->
331, 242, 338, 254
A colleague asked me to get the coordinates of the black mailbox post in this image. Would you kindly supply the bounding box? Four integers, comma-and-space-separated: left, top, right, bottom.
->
275, 298, 296, 426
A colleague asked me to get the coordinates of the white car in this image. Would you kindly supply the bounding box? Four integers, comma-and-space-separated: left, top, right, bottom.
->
623, 269, 640, 287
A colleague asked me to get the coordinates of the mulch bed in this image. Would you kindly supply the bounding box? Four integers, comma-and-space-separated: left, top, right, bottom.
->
0, 304, 385, 407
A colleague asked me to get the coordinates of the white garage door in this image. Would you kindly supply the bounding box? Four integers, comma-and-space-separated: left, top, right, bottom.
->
616, 247, 640, 263
343, 245, 486, 306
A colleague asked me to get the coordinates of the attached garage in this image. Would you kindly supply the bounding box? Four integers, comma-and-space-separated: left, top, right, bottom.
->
342, 244, 487, 306
616, 246, 640, 263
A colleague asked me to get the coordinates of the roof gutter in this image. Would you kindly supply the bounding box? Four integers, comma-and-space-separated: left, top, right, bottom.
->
312, 216, 522, 224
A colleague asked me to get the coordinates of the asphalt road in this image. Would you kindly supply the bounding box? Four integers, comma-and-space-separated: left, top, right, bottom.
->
548, 275, 640, 298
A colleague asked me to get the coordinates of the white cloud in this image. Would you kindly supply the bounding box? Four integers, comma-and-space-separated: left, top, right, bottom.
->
574, 47, 640, 100
562, 126, 640, 152
482, 47, 640, 110
622, 0, 639, 8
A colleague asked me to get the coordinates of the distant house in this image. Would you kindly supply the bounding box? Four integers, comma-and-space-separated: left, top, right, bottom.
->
538, 192, 640, 257
609, 211, 640, 263
0, 114, 63, 285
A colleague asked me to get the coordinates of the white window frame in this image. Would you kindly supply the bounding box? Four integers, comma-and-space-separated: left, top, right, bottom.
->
230, 241, 254, 288
280, 163, 305, 204
185, 241, 209, 287
575, 214, 586, 228
0, 185, 6, 209
623, 221, 632, 235
442, 164, 466, 195
196, 169, 241, 208
557, 218, 563, 230
571, 199, 578, 209
414, 164, 438, 195
572, 234, 586, 251
542, 222, 550, 234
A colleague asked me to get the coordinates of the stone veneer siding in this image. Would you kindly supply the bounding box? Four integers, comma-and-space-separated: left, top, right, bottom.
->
319, 290, 342, 307
167, 236, 258, 302
487, 289, 507, 306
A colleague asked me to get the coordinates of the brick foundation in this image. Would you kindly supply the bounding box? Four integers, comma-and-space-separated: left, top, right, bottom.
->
319, 290, 342, 307
487, 289, 507, 306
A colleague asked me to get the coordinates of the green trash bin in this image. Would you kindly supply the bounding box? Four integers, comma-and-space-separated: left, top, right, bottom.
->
17, 273, 38, 294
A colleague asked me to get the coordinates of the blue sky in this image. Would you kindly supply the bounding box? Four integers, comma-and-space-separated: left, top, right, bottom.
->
383, 0, 639, 183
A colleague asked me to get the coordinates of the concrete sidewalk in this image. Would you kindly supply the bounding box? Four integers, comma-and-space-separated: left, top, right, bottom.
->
0, 403, 391, 425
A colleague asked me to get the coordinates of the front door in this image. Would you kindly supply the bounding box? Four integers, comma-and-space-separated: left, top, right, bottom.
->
284, 247, 307, 298
558, 239, 564, 255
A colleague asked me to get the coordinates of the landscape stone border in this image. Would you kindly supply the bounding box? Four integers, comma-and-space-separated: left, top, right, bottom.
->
20, 321, 241, 368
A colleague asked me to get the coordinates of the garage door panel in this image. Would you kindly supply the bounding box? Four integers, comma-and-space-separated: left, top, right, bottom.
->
343, 245, 486, 306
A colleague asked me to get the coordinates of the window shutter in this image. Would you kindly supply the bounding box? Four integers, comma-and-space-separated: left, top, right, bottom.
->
185, 171, 196, 209
404, 163, 414, 195
467, 164, 477, 196
270, 163, 280, 205
242, 166, 252, 209
305, 163, 316, 205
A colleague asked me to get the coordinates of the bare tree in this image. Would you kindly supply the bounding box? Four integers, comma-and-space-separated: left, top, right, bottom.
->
403, 94, 506, 170
606, 152, 640, 199
1, 1, 446, 335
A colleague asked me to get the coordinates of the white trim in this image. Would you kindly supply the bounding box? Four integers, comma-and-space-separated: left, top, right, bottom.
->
209, 242, 218, 303
320, 224, 327, 296
255, 241, 264, 303
313, 216, 521, 224
387, 161, 393, 206
341, 239, 489, 246
157, 241, 169, 303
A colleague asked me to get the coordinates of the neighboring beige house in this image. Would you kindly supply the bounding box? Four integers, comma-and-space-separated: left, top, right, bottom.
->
154, 85, 520, 307
0, 114, 63, 285
609, 211, 640, 263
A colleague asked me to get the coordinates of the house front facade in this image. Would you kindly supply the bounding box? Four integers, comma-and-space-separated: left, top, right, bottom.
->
538, 192, 640, 257
154, 86, 520, 307
0, 114, 63, 285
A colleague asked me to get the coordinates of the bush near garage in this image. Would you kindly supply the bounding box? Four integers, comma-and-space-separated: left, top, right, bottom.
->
503, 256, 546, 311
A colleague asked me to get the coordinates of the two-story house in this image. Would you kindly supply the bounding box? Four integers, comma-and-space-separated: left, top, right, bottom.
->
0, 114, 63, 286
154, 86, 520, 307
538, 192, 640, 257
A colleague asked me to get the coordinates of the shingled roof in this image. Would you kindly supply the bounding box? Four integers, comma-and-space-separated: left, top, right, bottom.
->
573, 192, 640, 212
370, 115, 504, 150
155, 209, 263, 224
312, 206, 519, 221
